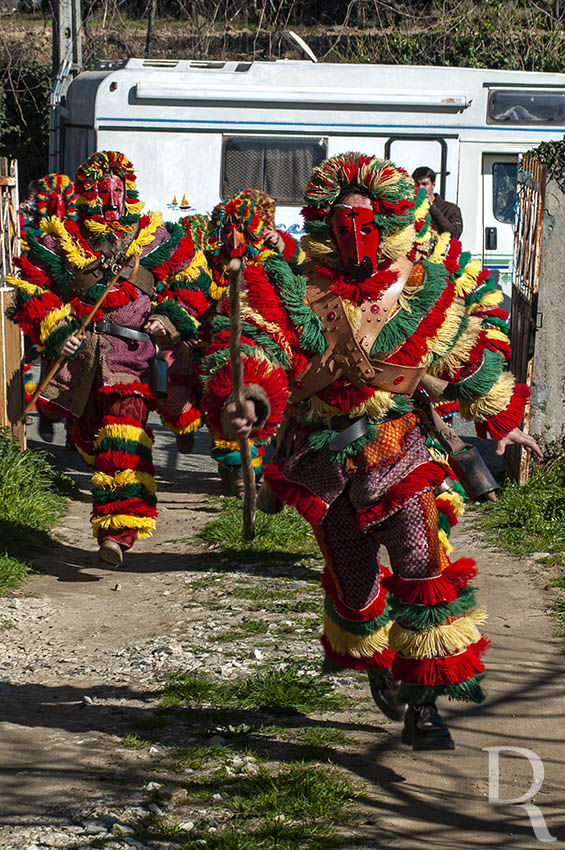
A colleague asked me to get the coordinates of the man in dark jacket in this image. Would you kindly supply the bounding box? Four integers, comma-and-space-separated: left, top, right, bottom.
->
412, 166, 463, 239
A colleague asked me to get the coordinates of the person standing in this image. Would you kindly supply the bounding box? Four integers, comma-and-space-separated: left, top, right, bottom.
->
412, 166, 463, 239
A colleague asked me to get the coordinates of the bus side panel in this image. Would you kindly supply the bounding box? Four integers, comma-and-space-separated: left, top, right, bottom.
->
95, 130, 223, 218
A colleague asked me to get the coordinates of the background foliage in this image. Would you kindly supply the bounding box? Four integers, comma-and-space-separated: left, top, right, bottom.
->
0, 0, 564, 189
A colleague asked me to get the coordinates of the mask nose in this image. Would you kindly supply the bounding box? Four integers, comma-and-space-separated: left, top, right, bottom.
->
230, 226, 246, 258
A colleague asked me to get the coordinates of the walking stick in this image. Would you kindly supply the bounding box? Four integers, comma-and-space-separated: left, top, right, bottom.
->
228, 257, 256, 541
23, 255, 139, 417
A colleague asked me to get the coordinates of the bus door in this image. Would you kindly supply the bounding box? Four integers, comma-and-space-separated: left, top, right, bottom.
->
482, 153, 518, 299
384, 136, 459, 201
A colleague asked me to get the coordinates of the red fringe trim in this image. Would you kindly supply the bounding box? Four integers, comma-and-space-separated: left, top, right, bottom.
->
245, 263, 296, 338
317, 377, 376, 413
91, 499, 157, 518
355, 461, 446, 531
382, 557, 477, 605
391, 280, 456, 367
98, 382, 157, 403
484, 382, 530, 440
159, 405, 201, 430
322, 564, 391, 622
96, 451, 155, 475
392, 637, 490, 685
15, 254, 52, 288
279, 230, 300, 263
262, 463, 328, 526
436, 497, 458, 529
321, 635, 396, 671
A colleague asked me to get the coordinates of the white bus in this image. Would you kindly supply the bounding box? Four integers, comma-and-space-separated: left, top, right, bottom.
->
56, 57, 565, 299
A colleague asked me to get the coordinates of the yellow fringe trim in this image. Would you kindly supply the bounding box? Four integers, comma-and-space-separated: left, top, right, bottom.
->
125, 200, 145, 216
300, 234, 340, 268
467, 290, 503, 313
486, 328, 510, 344
428, 297, 465, 358
427, 315, 482, 380
162, 416, 202, 436
93, 423, 153, 451
39, 303, 75, 344
91, 469, 156, 494
459, 371, 515, 422
438, 528, 453, 555
126, 211, 163, 255
4, 276, 43, 296
380, 225, 416, 262
341, 299, 362, 330
414, 195, 430, 223
455, 259, 482, 297
429, 232, 451, 264
240, 291, 294, 364
167, 250, 210, 283
436, 489, 465, 518
252, 456, 263, 469
324, 615, 392, 658
350, 389, 395, 420
389, 608, 486, 659
40, 217, 96, 268
91, 514, 156, 539
76, 193, 98, 210
209, 430, 255, 451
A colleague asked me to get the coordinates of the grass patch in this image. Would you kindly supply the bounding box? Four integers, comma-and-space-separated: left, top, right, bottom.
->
546, 576, 565, 589
120, 733, 151, 750
480, 462, 565, 555
0, 553, 31, 595
240, 618, 270, 635
195, 499, 318, 562
0, 429, 72, 592
162, 666, 348, 715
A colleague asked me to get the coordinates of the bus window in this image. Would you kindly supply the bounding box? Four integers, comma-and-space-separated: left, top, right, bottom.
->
492, 162, 518, 224
222, 137, 327, 204
488, 90, 565, 124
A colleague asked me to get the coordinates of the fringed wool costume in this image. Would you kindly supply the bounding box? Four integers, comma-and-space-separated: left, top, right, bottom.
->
6, 152, 211, 559
205, 194, 304, 492
200, 153, 530, 745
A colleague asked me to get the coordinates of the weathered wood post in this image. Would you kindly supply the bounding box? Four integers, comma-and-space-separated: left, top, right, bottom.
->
0, 157, 25, 447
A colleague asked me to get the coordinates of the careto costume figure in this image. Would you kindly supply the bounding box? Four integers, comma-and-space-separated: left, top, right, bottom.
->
200, 152, 541, 750
6, 151, 209, 566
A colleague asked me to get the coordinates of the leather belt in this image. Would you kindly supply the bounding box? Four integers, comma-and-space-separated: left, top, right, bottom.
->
93, 320, 150, 343
329, 414, 369, 450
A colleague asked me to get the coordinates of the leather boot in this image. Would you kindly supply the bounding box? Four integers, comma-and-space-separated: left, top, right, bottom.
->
176, 432, 195, 454
401, 703, 455, 750
98, 539, 124, 567
367, 668, 407, 721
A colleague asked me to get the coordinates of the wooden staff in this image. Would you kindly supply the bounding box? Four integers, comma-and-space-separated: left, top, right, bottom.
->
228, 257, 256, 541
23, 255, 139, 417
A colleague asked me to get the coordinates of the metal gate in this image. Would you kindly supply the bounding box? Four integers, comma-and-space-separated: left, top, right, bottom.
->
0, 157, 25, 447
505, 153, 546, 484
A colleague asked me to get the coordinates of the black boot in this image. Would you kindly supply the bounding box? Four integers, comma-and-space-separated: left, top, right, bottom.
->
38, 411, 54, 443
401, 703, 455, 750
367, 668, 407, 721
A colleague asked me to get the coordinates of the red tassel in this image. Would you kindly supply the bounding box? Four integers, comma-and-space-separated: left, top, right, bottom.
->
91, 499, 158, 518
391, 280, 456, 367
485, 383, 530, 439
96, 451, 155, 475
322, 565, 391, 622
355, 461, 446, 531
382, 558, 477, 605
392, 637, 489, 685
321, 635, 396, 671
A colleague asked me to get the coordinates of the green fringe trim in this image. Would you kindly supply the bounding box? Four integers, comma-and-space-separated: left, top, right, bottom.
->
151, 299, 198, 342
437, 512, 451, 537
465, 277, 499, 307
451, 251, 472, 279
140, 222, 184, 271
169, 268, 212, 296
95, 437, 153, 463
324, 595, 391, 636
26, 233, 72, 288
212, 315, 288, 369
211, 444, 260, 466
92, 482, 157, 506
373, 261, 449, 357
42, 316, 84, 360
203, 342, 269, 381
321, 657, 343, 674
481, 314, 509, 333
446, 348, 503, 402
263, 255, 326, 355
390, 586, 478, 630
398, 673, 486, 705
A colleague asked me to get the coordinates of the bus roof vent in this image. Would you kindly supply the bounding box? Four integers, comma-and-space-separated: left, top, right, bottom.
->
142, 60, 179, 67
189, 61, 226, 70
235, 62, 252, 72
96, 59, 129, 70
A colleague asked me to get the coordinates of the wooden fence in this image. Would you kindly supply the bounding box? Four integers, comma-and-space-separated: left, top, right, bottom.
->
0, 157, 25, 447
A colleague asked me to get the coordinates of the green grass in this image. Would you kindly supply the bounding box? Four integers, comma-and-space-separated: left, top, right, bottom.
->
480, 462, 565, 555
0, 553, 31, 595
0, 429, 72, 592
161, 666, 348, 715
546, 576, 565, 589
120, 733, 151, 750
195, 499, 318, 561
240, 618, 270, 635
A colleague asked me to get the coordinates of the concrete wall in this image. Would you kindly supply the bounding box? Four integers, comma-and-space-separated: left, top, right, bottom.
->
530, 177, 565, 452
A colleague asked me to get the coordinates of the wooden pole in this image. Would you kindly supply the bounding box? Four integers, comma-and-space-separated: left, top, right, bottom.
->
23, 255, 139, 417
228, 257, 256, 541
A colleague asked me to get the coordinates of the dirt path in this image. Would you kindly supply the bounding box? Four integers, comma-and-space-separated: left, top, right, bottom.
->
0, 416, 563, 849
